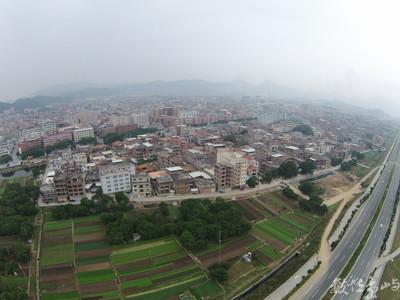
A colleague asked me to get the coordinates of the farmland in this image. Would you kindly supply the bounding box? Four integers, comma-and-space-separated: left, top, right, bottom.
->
0, 175, 39, 195
111, 237, 206, 298
39, 214, 121, 299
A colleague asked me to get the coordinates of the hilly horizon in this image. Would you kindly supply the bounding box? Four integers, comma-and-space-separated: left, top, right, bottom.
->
0, 79, 398, 117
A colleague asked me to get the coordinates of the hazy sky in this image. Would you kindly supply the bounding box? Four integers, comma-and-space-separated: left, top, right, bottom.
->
1, 0, 400, 102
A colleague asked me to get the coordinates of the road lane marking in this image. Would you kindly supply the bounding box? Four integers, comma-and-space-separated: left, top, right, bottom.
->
340, 256, 345, 262
350, 241, 354, 248
312, 289, 320, 298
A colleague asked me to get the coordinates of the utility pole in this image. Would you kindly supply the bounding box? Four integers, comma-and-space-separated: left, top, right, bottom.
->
218, 230, 221, 264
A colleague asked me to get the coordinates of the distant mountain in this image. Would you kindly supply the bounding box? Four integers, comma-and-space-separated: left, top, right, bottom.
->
0, 79, 397, 117
0, 95, 72, 113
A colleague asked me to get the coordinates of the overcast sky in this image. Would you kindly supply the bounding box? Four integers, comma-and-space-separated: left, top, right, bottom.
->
1, 0, 400, 102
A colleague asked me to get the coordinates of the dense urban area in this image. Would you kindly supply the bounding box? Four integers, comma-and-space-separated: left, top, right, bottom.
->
0, 95, 399, 300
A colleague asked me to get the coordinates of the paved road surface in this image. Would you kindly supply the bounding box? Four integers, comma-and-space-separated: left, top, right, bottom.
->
297, 135, 400, 300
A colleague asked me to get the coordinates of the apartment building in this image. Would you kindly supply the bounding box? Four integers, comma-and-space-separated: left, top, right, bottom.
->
213, 163, 233, 191
99, 162, 135, 194
43, 132, 72, 147
53, 171, 86, 201
216, 151, 248, 188
131, 173, 152, 197
73, 127, 94, 143
42, 119, 56, 136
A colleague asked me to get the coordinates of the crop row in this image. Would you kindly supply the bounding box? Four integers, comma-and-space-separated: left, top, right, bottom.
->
256, 220, 300, 244
279, 215, 309, 232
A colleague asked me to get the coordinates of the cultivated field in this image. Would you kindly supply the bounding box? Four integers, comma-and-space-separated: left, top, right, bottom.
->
0, 175, 39, 195
111, 237, 206, 298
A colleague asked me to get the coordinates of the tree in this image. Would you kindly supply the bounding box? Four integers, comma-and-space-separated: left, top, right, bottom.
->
299, 181, 315, 196
159, 202, 169, 216
278, 161, 298, 179
292, 124, 313, 136
21, 147, 45, 159
210, 263, 229, 283
282, 187, 298, 200
247, 177, 258, 188
351, 151, 365, 160
0, 285, 27, 300
0, 155, 12, 164
10, 244, 30, 263
77, 137, 97, 145
299, 160, 316, 174
223, 134, 237, 144
331, 157, 342, 167
260, 173, 272, 184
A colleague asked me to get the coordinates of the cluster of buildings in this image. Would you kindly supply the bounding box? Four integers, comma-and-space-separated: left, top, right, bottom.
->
0, 95, 391, 203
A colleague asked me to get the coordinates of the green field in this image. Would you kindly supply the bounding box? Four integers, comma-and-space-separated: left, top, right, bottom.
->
77, 268, 115, 285
76, 255, 110, 266
74, 215, 101, 223
75, 240, 109, 252
130, 276, 206, 300
279, 215, 309, 232
258, 245, 283, 261
190, 280, 223, 299
256, 219, 300, 244
112, 239, 181, 265
44, 228, 72, 237
168, 206, 181, 219
74, 225, 104, 234
41, 290, 80, 300
44, 220, 73, 231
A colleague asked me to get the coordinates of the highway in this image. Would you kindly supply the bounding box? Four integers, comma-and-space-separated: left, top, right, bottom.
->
298, 135, 400, 300
333, 155, 400, 299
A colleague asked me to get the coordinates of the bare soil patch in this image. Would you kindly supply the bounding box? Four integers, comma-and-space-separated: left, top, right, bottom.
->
41, 263, 74, 276
75, 248, 110, 259
79, 280, 118, 296
152, 268, 199, 284
74, 237, 106, 245
76, 262, 112, 273
257, 251, 273, 265
116, 259, 152, 273
198, 235, 257, 268
237, 200, 264, 220
268, 239, 287, 252
254, 198, 279, 216
318, 173, 357, 198
42, 234, 72, 248
74, 221, 103, 228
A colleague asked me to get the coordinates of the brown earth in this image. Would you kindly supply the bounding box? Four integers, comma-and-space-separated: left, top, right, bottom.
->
123, 285, 153, 296
74, 221, 103, 228
0, 236, 20, 248
318, 173, 357, 198
41, 263, 74, 276
116, 259, 152, 272
76, 262, 112, 273
151, 268, 200, 284
258, 194, 283, 212
198, 235, 257, 267
75, 248, 110, 259
288, 213, 312, 227
237, 200, 264, 220
257, 251, 273, 265
268, 239, 288, 252
120, 256, 193, 282
74, 237, 106, 245
271, 192, 300, 210
79, 280, 118, 296
254, 198, 279, 216
42, 234, 72, 248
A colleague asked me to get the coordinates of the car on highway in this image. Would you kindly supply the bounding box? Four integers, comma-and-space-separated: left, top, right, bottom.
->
379, 223, 383, 229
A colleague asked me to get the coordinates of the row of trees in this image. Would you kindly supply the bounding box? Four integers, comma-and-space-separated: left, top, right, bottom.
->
292, 124, 313, 136
51, 191, 132, 220
103, 128, 157, 145
0, 244, 30, 276
0, 155, 12, 164
299, 181, 324, 196
299, 195, 328, 215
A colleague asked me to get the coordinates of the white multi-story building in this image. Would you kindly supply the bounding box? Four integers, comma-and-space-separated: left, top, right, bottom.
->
112, 115, 132, 127
131, 113, 150, 127
20, 127, 42, 141
216, 151, 249, 188
73, 127, 94, 143
72, 152, 87, 170
42, 119, 56, 136
99, 162, 135, 194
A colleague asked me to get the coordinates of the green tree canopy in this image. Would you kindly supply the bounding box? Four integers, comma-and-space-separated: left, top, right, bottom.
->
278, 161, 298, 179
292, 124, 313, 136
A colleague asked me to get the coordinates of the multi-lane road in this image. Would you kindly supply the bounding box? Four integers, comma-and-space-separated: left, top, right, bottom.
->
298, 134, 400, 300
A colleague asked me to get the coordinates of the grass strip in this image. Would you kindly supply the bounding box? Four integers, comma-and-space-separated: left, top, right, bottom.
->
74, 225, 104, 234
75, 240, 109, 252
75, 255, 110, 266
44, 219, 72, 231
41, 290, 80, 300
190, 280, 223, 299
279, 215, 309, 232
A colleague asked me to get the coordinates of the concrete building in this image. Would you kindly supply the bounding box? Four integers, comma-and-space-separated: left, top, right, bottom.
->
99, 162, 135, 194
213, 163, 233, 191
20, 127, 42, 141
43, 132, 72, 147
216, 151, 248, 188
53, 171, 86, 201
131, 113, 150, 127
131, 173, 152, 197
72, 152, 87, 170
42, 119, 56, 136
73, 127, 94, 143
